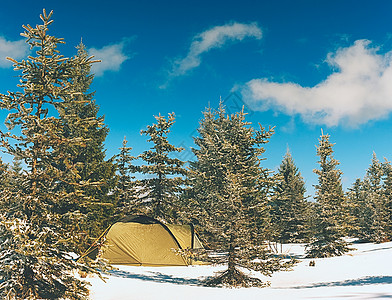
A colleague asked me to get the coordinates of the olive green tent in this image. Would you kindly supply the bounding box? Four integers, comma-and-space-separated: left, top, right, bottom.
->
87, 215, 203, 266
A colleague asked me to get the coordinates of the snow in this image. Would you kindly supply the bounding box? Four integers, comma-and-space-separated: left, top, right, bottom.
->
88, 241, 392, 300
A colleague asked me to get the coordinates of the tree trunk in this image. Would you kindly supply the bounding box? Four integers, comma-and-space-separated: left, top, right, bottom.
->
228, 233, 235, 271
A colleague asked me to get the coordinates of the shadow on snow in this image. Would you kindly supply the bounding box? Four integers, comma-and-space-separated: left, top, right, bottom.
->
288, 276, 392, 289
107, 270, 392, 291
108, 269, 203, 286
361, 246, 392, 253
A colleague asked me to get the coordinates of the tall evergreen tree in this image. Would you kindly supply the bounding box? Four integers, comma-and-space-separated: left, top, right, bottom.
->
306, 131, 350, 258
137, 113, 187, 222
0, 10, 102, 299
58, 41, 117, 239
187, 104, 294, 287
271, 149, 308, 243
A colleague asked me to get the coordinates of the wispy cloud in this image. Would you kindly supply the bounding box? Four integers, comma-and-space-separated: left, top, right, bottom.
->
162, 22, 262, 87
241, 40, 392, 127
89, 38, 133, 77
0, 36, 29, 68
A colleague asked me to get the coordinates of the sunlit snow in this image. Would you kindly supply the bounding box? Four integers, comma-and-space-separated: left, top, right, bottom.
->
87, 241, 392, 299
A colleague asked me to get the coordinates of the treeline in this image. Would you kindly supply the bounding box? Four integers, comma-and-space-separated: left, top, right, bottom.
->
0, 10, 391, 299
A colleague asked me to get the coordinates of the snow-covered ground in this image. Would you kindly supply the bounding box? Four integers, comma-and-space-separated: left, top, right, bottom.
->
88, 241, 392, 300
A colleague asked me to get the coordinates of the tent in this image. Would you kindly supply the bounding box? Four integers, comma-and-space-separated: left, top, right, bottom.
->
87, 215, 204, 266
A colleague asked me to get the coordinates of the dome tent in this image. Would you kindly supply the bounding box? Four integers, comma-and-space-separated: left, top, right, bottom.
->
87, 215, 203, 266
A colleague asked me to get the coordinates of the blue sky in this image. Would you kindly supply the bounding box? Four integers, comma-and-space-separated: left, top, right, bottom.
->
1, 0, 392, 197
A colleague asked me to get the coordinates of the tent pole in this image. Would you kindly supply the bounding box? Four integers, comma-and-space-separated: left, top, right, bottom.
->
76, 225, 112, 262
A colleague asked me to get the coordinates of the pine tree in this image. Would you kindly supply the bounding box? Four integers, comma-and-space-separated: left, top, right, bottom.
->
136, 113, 187, 222
114, 136, 136, 219
306, 131, 350, 258
57, 41, 117, 239
271, 149, 308, 244
187, 104, 294, 287
0, 10, 102, 299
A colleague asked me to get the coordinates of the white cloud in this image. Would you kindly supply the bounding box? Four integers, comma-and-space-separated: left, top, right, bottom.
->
0, 36, 29, 68
89, 39, 132, 77
241, 39, 392, 127
163, 22, 262, 85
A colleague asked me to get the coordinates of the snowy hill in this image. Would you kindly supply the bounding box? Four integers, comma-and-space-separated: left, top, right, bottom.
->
88, 241, 392, 300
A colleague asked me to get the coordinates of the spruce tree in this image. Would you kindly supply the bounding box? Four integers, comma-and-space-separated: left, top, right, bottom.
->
114, 136, 136, 219
188, 104, 294, 287
348, 155, 392, 242
58, 41, 117, 239
271, 149, 308, 244
360, 154, 389, 242
306, 131, 350, 258
137, 113, 187, 222
0, 10, 102, 299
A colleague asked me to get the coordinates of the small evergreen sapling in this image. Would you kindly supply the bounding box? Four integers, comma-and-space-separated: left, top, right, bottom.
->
114, 136, 137, 219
